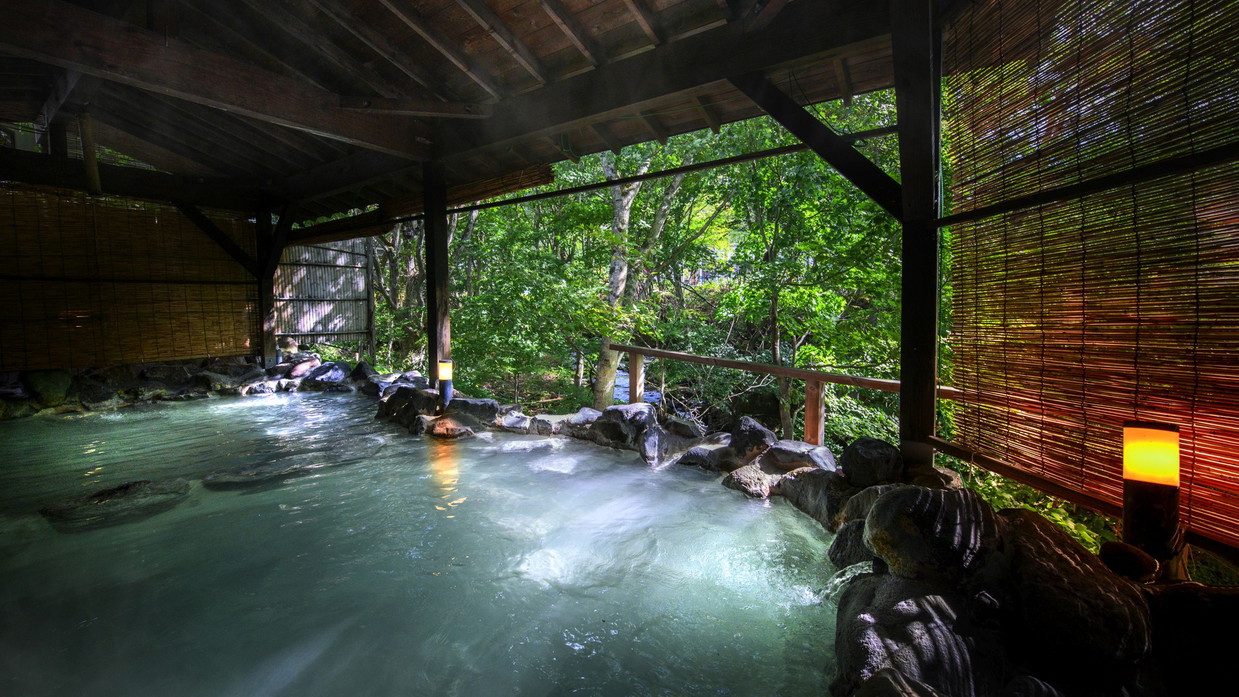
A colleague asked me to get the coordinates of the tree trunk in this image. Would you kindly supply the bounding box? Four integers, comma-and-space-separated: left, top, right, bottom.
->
593, 339, 620, 411
771, 288, 793, 439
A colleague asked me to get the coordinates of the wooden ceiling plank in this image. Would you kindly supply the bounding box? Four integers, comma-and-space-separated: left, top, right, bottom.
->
305, 0, 452, 101
834, 57, 854, 106
547, 134, 580, 163
728, 73, 902, 219
178, 0, 332, 91
622, 0, 666, 46
447, 0, 888, 159
377, 0, 504, 100
591, 122, 625, 154
744, 0, 790, 31
455, 0, 549, 85
538, 0, 604, 67
284, 150, 419, 203
339, 96, 492, 119
0, 0, 432, 159
639, 111, 668, 145
693, 95, 722, 133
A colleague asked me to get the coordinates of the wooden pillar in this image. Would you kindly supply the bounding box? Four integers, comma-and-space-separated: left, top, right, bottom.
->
892, 0, 942, 468
78, 113, 102, 194
424, 161, 451, 384
256, 205, 291, 367
628, 352, 645, 404
804, 380, 824, 446
46, 122, 68, 158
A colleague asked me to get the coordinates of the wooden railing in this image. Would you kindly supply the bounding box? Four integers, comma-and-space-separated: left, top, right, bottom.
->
607, 343, 961, 446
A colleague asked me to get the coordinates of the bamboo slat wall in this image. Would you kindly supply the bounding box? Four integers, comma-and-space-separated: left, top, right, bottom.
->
945, 0, 1239, 548
0, 183, 258, 371
273, 240, 371, 349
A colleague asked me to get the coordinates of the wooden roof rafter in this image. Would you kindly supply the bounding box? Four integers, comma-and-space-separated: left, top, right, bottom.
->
455, 0, 550, 86
377, 0, 505, 100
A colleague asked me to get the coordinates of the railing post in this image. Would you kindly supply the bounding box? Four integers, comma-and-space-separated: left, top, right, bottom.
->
804, 379, 824, 445
629, 352, 645, 404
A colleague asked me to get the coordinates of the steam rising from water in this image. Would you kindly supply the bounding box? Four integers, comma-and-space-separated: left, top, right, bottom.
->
0, 394, 837, 696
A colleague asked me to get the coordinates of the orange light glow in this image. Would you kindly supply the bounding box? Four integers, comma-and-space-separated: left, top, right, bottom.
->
1123, 421, 1180, 487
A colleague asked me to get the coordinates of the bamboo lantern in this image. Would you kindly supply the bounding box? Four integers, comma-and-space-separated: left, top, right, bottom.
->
1122, 421, 1182, 564
438, 360, 454, 410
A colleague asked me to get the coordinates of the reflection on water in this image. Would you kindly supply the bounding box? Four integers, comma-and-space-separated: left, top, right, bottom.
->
0, 394, 837, 697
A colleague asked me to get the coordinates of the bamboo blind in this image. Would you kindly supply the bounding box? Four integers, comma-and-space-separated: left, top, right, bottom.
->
944, 0, 1239, 548
273, 240, 371, 347
0, 183, 259, 371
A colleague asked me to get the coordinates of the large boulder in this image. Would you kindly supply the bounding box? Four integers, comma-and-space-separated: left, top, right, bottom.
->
350, 361, 379, 381
446, 398, 500, 426
425, 415, 475, 439
677, 442, 734, 472
287, 357, 322, 378
303, 361, 351, 384
856, 669, 951, 697
1144, 582, 1239, 696
1001, 676, 1066, 697
730, 416, 776, 465
497, 411, 532, 433
590, 403, 663, 464
777, 467, 858, 532
830, 519, 878, 569
865, 486, 1002, 585
758, 439, 837, 472
561, 407, 603, 439
142, 365, 193, 384
39, 479, 191, 532
391, 389, 442, 429
663, 415, 705, 439
842, 484, 910, 529
997, 508, 1151, 690
74, 377, 119, 409
840, 437, 904, 487
833, 574, 1005, 697
907, 464, 964, 491
530, 413, 571, 436
721, 463, 777, 499
22, 369, 73, 407
195, 371, 240, 392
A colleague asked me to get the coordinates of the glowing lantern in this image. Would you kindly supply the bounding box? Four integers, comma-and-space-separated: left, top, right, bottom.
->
438, 359, 454, 409
1121, 420, 1182, 573
1123, 421, 1180, 486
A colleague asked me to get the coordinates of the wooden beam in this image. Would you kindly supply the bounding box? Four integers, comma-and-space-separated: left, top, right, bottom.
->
0, 147, 269, 210
377, 0, 504, 100
0, 0, 432, 159
834, 57, 854, 106
423, 162, 451, 384
538, 0, 604, 67
804, 380, 824, 446
306, 0, 451, 100
284, 150, 419, 203
744, 0, 790, 31
628, 352, 645, 404
639, 112, 669, 145
449, 0, 888, 159
891, 0, 941, 468
455, 0, 549, 85
339, 96, 491, 119
622, 0, 665, 45
693, 95, 722, 134
728, 74, 903, 220
173, 201, 260, 278
548, 134, 581, 163
77, 113, 102, 194
591, 122, 625, 154
36, 70, 82, 137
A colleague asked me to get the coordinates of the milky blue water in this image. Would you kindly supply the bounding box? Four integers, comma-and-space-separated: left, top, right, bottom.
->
0, 393, 837, 697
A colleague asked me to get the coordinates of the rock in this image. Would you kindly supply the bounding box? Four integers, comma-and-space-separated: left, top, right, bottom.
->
350, 361, 378, 381
1, 398, 35, 420
998, 508, 1151, 688
530, 413, 571, 436
677, 443, 734, 471
203, 459, 331, 490
446, 397, 500, 426
303, 361, 351, 383
323, 384, 355, 393
865, 486, 1002, 585
1001, 676, 1065, 697
39, 479, 191, 532
830, 519, 878, 568
1144, 582, 1239, 696
833, 573, 1005, 697
426, 415, 475, 439
360, 379, 389, 396
267, 361, 297, 378
390, 389, 442, 429
142, 365, 193, 384
856, 668, 951, 697
277, 379, 300, 392
759, 439, 837, 472
242, 380, 276, 395
730, 416, 776, 465
907, 465, 964, 490
397, 373, 431, 389
663, 415, 705, 438
74, 377, 118, 408
558, 407, 603, 439
842, 484, 910, 528
777, 467, 858, 532
288, 357, 322, 378
590, 403, 663, 464
195, 371, 239, 392
0, 371, 29, 398
1098, 541, 1159, 583
377, 386, 434, 419
22, 370, 73, 407
498, 412, 532, 433
721, 463, 776, 498
205, 359, 260, 379
840, 437, 904, 487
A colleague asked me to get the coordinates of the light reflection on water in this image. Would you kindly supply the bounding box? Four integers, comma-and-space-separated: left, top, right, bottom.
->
0, 393, 837, 696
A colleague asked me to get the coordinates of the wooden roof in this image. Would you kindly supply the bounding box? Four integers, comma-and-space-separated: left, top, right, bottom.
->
0, 0, 894, 224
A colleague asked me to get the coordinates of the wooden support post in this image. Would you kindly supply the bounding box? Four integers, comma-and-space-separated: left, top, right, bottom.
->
256, 206, 292, 367
46, 122, 68, 158
804, 380, 824, 446
78, 113, 102, 194
628, 352, 645, 404
424, 161, 451, 384
891, 0, 941, 468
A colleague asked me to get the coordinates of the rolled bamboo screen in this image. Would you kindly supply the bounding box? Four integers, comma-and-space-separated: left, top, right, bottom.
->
0, 183, 259, 371
274, 240, 372, 348
944, 0, 1239, 548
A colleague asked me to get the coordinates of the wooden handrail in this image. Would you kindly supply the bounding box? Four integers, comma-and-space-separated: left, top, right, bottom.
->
607, 343, 962, 399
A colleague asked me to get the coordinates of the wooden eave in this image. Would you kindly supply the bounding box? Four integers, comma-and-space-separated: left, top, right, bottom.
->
0, 0, 896, 227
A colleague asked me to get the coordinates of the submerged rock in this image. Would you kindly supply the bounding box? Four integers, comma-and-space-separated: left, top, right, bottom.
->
865, 486, 1001, 585
426, 415, 475, 439
40, 479, 190, 532
840, 437, 903, 487
203, 460, 330, 490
